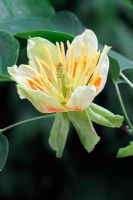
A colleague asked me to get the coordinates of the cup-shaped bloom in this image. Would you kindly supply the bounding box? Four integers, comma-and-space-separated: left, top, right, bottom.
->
8, 29, 111, 113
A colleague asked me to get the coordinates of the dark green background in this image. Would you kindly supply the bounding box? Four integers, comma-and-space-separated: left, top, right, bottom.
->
0, 0, 133, 199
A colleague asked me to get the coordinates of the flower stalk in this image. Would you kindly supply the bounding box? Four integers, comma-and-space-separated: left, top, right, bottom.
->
114, 82, 133, 135
0, 114, 55, 133
120, 72, 133, 89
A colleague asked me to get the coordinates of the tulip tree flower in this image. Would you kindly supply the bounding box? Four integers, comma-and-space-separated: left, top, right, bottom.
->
8, 29, 123, 157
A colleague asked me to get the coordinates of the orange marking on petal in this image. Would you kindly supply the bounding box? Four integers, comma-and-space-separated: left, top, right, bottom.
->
74, 106, 82, 111
46, 106, 64, 112
83, 58, 87, 70
94, 77, 101, 88
73, 60, 78, 77
66, 105, 82, 111
28, 78, 44, 91
48, 76, 52, 82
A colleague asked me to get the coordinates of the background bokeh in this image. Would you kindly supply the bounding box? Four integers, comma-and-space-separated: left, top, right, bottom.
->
0, 0, 133, 199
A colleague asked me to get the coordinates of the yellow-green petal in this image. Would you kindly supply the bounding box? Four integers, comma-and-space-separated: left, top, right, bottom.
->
27, 37, 59, 70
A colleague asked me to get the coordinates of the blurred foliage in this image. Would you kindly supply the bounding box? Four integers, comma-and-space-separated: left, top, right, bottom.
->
122, 0, 133, 8
0, 0, 55, 19
0, 0, 133, 200
53, 0, 133, 59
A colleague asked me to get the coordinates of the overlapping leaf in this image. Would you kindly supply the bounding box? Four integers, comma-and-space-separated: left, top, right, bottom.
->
0, 31, 19, 81
109, 50, 133, 82
0, 10, 85, 81
0, 0, 55, 21
117, 141, 133, 158
122, 0, 133, 8
0, 11, 84, 39
0, 133, 9, 171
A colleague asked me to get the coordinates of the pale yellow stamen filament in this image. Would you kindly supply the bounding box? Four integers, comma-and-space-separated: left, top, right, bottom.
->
35, 56, 51, 72
25, 64, 60, 98
34, 55, 65, 102
83, 43, 90, 72
25, 76, 45, 91
60, 42, 66, 67
58, 78, 63, 95
25, 65, 49, 89
71, 41, 77, 77
47, 80, 65, 102
41, 47, 58, 82
72, 42, 86, 84
79, 50, 90, 85
34, 57, 49, 79
84, 51, 100, 85
35, 57, 57, 83
72, 56, 84, 90
34, 58, 51, 83
66, 40, 72, 73
41, 47, 56, 72
87, 50, 100, 78
56, 42, 63, 64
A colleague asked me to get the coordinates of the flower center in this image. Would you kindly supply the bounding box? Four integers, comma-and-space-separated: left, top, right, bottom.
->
57, 62, 71, 99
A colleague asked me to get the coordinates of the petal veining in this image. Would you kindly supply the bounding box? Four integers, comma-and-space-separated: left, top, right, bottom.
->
96, 45, 111, 94
68, 29, 98, 58
67, 85, 96, 111
17, 84, 65, 113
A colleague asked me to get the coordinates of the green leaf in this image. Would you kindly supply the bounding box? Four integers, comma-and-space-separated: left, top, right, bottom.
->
0, 11, 84, 38
67, 110, 100, 153
0, 75, 12, 82
0, 0, 55, 21
17, 30, 74, 43
109, 49, 133, 82
110, 50, 133, 72
0, 31, 19, 80
109, 56, 120, 82
88, 103, 124, 128
122, 0, 133, 8
0, 133, 9, 171
49, 112, 70, 158
0, 11, 84, 81
117, 141, 133, 158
